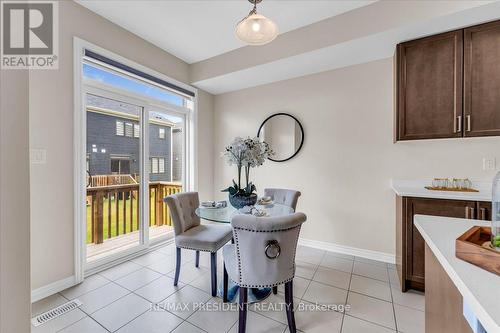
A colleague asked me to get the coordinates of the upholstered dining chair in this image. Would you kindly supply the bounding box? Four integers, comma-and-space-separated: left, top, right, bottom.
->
264, 188, 301, 211
164, 192, 233, 297
264, 188, 301, 295
222, 212, 307, 333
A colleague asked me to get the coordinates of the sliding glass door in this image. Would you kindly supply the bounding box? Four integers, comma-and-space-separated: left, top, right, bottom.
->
85, 92, 145, 263
148, 108, 185, 242
81, 55, 192, 270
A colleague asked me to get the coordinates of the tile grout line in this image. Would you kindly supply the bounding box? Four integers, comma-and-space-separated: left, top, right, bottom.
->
226, 320, 238, 333
59, 276, 114, 300
76, 281, 134, 317
53, 292, 112, 333
184, 320, 209, 333
347, 289, 393, 304
99, 265, 144, 282
55, 290, 108, 333
340, 254, 356, 333
129, 282, 210, 333
344, 313, 398, 332
101, 306, 151, 332
388, 265, 399, 332
54, 313, 111, 333
297, 251, 322, 302
116, 274, 165, 293
91, 274, 187, 331
186, 301, 237, 333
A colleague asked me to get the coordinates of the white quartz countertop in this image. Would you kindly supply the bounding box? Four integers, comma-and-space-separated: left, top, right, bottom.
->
391, 179, 492, 201
414, 215, 500, 333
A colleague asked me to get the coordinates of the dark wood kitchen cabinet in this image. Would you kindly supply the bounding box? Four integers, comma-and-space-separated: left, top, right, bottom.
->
396, 19, 500, 141
464, 20, 500, 137
396, 197, 475, 292
477, 201, 492, 221
396, 30, 463, 141
396, 197, 492, 292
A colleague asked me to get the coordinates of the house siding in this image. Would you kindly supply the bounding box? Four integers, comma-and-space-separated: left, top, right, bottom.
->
172, 128, 182, 182
86, 111, 172, 182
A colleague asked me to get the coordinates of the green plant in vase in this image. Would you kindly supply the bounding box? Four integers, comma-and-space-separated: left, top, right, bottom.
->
222, 137, 274, 209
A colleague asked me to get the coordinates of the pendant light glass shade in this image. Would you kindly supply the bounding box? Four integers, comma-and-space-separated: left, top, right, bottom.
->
236, 13, 278, 46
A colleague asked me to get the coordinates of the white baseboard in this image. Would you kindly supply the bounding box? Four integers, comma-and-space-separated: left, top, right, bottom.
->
299, 238, 395, 264
31, 275, 76, 303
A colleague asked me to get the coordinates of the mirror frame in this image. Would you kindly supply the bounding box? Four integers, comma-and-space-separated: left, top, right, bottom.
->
257, 112, 304, 162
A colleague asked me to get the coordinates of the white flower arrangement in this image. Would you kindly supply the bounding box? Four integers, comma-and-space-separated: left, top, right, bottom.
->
222, 137, 274, 196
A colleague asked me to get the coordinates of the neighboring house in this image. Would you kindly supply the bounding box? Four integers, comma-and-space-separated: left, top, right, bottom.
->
86, 95, 179, 183
171, 128, 182, 182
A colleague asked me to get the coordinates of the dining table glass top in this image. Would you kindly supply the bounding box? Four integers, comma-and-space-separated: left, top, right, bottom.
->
195, 203, 294, 223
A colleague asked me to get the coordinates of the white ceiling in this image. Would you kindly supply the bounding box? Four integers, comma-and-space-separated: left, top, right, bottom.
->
76, 0, 375, 63
192, 0, 500, 94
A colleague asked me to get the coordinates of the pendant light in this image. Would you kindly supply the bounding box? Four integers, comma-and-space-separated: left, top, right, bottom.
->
235, 0, 278, 46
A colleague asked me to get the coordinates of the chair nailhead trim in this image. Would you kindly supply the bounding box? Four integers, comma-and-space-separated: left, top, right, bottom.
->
234, 232, 243, 285
232, 225, 300, 233
177, 246, 216, 253
232, 225, 302, 287
175, 234, 232, 253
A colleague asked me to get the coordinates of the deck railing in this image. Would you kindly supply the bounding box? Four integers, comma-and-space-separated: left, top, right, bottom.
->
87, 174, 138, 187
86, 181, 182, 244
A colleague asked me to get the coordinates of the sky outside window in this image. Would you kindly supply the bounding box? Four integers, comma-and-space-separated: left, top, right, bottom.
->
83, 63, 184, 106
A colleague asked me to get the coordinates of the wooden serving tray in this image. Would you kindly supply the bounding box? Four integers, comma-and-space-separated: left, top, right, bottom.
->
425, 186, 479, 193
456, 226, 500, 276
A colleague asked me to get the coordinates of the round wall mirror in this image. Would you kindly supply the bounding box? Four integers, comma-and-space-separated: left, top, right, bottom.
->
257, 113, 304, 162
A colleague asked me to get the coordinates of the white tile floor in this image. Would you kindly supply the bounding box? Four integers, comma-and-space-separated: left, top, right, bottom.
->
32, 244, 425, 333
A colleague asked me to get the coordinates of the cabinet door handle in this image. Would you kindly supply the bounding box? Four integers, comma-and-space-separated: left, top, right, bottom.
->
456, 115, 462, 133
466, 115, 471, 132
470, 207, 475, 219
465, 207, 475, 219
480, 208, 487, 220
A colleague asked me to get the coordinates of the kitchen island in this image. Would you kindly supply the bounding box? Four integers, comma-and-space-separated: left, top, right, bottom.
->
414, 215, 499, 333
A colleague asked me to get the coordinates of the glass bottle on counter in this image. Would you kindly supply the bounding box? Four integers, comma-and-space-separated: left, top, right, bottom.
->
492, 171, 500, 251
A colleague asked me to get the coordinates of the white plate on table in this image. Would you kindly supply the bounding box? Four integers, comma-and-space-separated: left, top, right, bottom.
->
199, 205, 221, 209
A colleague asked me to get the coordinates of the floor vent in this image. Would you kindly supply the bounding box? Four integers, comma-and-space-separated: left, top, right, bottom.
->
31, 299, 82, 327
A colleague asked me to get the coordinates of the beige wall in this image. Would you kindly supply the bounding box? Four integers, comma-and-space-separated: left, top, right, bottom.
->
213, 58, 500, 255
29, 1, 213, 290
196, 90, 215, 200
1, 71, 31, 332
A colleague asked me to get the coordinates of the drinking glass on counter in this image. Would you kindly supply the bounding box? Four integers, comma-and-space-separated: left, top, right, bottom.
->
433, 178, 472, 190
452, 178, 473, 190
432, 178, 449, 189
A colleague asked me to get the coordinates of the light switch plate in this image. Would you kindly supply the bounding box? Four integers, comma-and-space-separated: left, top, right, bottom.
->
31, 149, 47, 164
482, 157, 496, 171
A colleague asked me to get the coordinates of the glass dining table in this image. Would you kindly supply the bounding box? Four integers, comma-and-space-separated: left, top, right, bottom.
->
195, 203, 294, 224
195, 202, 294, 303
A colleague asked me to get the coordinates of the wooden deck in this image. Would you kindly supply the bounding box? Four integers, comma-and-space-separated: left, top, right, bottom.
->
87, 225, 173, 262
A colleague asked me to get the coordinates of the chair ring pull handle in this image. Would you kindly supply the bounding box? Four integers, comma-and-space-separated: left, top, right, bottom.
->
265, 240, 281, 259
